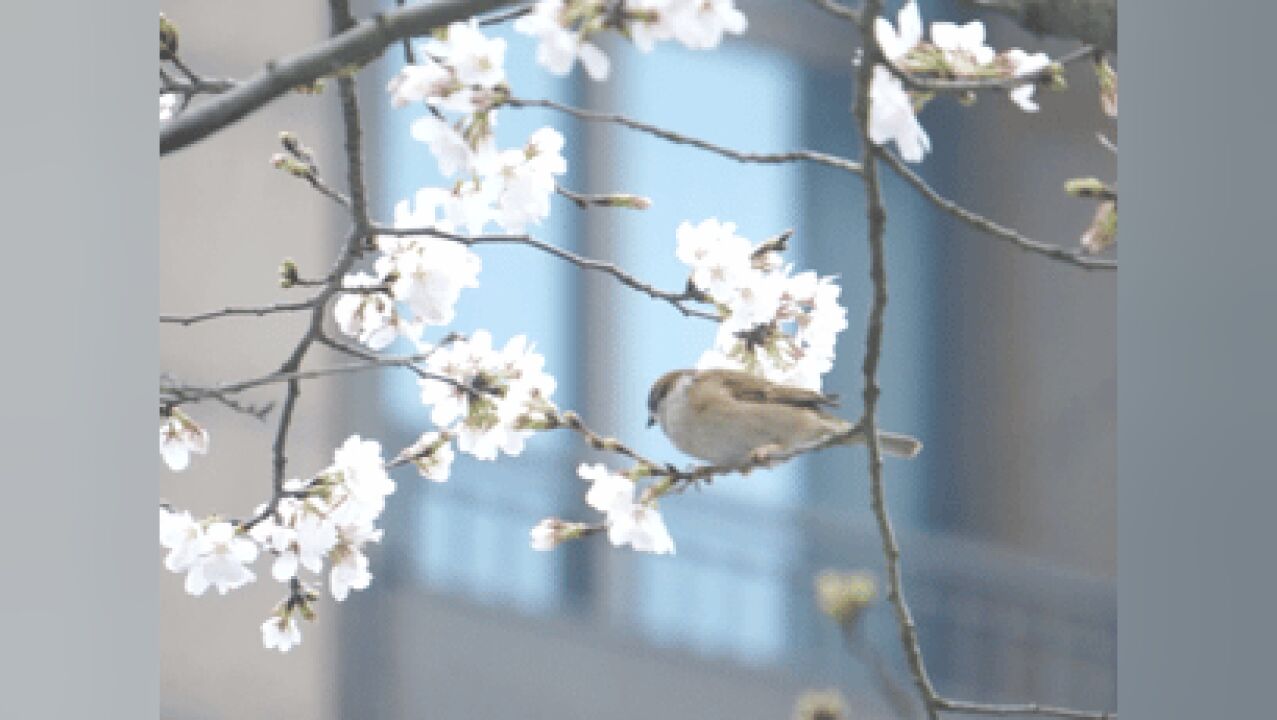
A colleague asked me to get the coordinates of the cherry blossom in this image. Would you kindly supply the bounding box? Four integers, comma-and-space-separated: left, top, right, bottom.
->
329, 521, 383, 601
666, 0, 748, 50
930, 20, 995, 68
1004, 48, 1053, 113
160, 409, 209, 472
160, 508, 203, 573
515, 1, 611, 81
529, 518, 566, 551
332, 273, 400, 350
261, 613, 302, 653
676, 218, 755, 299
607, 502, 675, 554
182, 521, 259, 596
580, 463, 634, 514
159, 93, 180, 122
676, 221, 848, 390
418, 330, 558, 461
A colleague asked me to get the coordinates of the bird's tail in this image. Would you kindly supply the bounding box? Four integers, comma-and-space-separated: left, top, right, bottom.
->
834, 426, 923, 458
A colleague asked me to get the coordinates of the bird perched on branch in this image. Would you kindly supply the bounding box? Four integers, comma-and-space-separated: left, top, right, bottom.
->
647, 368, 922, 470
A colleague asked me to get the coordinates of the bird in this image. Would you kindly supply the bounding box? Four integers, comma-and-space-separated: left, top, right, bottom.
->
646, 368, 922, 469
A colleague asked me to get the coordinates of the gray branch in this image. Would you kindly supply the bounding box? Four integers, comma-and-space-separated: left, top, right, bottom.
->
160, 0, 519, 155
959, 0, 1117, 53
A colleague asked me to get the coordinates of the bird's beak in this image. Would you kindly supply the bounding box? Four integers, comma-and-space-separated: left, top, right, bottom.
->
646, 415, 656, 429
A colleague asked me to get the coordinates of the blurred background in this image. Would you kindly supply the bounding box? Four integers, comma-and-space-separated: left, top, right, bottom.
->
160, 1, 1115, 718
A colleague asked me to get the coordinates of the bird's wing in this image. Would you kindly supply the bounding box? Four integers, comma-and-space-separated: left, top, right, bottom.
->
719, 372, 839, 409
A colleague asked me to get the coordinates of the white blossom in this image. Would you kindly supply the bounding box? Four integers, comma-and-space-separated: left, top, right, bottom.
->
607, 502, 675, 554
874, 0, 922, 62
515, 1, 611, 80
409, 117, 481, 177
676, 218, 754, 299
333, 272, 400, 350
183, 521, 259, 596
865, 2, 930, 163
868, 65, 931, 163
330, 522, 383, 601
418, 330, 557, 461
1005, 49, 1052, 113
269, 510, 339, 583
678, 221, 848, 391
667, 0, 748, 50
579, 463, 633, 514
626, 0, 677, 52
379, 191, 483, 327
491, 127, 567, 233
261, 613, 302, 652
427, 21, 507, 90
398, 430, 455, 482
159, 93, 180, 122
159, 508, 203, 573
387, 62, 452, 108
440, 179, 494, 235
329, 435, 395, 524
160, 410, 209, 472
529, 518, 564, 551
930, 21, 995, 67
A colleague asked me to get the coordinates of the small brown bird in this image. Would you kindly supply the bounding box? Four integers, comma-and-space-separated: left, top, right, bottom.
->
647, 368, 922, 469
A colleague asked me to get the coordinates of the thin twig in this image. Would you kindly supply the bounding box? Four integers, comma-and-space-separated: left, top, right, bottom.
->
161, 299, 320, 325
811, 0, 863, 24
935, 698, 1115, 720
160, 354, 457, 412
554, 185, 649, 211
505, 96, 864, 177
371, 223, 718, 320
878, 149, 1116, 270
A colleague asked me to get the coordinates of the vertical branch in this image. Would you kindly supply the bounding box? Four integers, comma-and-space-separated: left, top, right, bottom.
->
245, 0, 372, 531
852, 1, 941, 717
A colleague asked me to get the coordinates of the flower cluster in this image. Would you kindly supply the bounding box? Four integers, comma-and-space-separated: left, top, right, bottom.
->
387, 21, 507, 115
160, 435, 396, 652
417, 330, 559, 461
676, 219, 848, 391
576, 463, 674, 553
515, 0, 747, 82
387, 21, 568, 235
160, 408, 209, 471
867, 0, 1057, 163
334, 189, 483, 350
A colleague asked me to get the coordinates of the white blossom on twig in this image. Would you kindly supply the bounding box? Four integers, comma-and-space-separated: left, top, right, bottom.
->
160, 409, 209, 472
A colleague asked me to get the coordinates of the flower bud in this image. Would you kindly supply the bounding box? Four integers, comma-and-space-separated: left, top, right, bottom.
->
279, 258, 300, 288
160, 14, 179, 61
1080, 200, 1117, 255
792, 689, 848, 720
815, 569, 877, 628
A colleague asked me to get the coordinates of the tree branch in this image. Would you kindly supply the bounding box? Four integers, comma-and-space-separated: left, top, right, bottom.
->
160, 0, 520, 155
878, 149, 1116, 270
853, 2, 942, 717
371, 223, 718, 320
160, 299, 320, 325
957, 0, 1117, 53
505, 96, 864, 177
